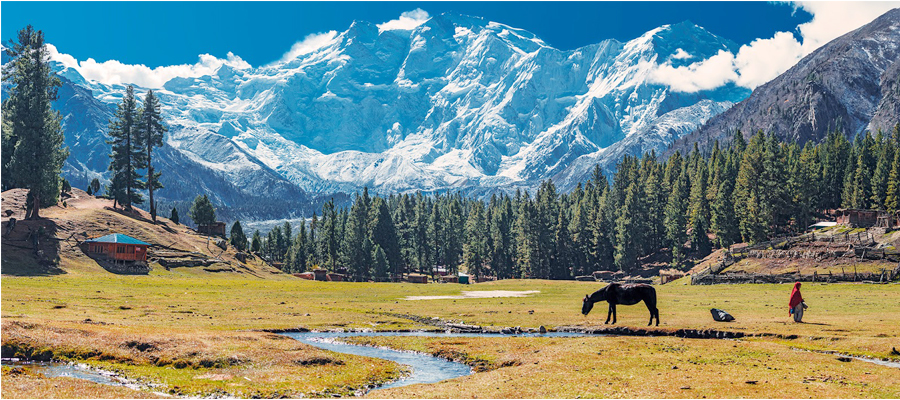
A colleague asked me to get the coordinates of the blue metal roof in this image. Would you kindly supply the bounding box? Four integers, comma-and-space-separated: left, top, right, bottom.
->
84, 233, 150, 246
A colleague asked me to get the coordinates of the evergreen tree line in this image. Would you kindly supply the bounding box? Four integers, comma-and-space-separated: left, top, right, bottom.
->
105, 85, 167, 221
231, 127, 900, 281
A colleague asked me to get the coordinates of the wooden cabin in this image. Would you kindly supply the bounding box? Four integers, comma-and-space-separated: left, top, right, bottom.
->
197, 222, 227, 237
81, 234, 150, 262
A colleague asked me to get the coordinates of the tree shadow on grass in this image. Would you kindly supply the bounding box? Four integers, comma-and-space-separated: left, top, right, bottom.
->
1, 218, 65, 276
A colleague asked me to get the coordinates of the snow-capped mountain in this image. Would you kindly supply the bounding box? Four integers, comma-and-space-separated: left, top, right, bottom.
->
48, 13, 750, 216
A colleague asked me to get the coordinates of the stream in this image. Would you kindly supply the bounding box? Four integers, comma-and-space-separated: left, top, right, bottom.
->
280, 331, 591, 392
1, 358, 167, 395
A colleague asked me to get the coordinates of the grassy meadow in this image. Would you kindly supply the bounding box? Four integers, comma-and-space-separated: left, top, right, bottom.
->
3, 269, 900, 398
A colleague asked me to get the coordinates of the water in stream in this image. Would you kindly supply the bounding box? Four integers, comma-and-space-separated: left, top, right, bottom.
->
281, 331, 591, 391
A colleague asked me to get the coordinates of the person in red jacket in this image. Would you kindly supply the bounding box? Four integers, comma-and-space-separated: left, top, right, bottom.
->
789, 282, 808, 322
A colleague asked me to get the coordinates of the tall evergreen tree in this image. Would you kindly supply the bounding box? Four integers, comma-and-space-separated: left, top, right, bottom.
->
870, 131, 893, 209
251, 230, 262, 253
369, 197, 401, 278
189, 194, 216, 227
170, 206, 179, 224
664, 169, 689, 264
230, 220, 247, 251
107, 85, 145, 210
2, 25, 69, 218
688, 161, 711, 255
138, 90, 166, 221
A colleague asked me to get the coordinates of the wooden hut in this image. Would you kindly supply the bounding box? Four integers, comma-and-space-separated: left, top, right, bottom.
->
408, 273, 428, 284
81, 234, 150, 262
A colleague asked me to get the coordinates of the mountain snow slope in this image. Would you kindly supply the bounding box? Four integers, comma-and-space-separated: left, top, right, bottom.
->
671, 8, 900, 155
46, 13, 751, 216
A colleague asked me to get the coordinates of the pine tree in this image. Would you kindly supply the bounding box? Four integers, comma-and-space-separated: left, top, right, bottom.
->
870, 131, 893, 209
886, 135, 900, 211
614, 182, 641, 272
369, 197, 401, 278
463, 201, 487, 280
189, 194, 216, 226
344, 193, 372, 280
664, 169, 689, 264
170, 207, 179, 224
251, 230, 262, 253
138, 90, 166, 222
848, 132, 876, 209
107, 85, 145, 211
489, 196, 515, 279
821, 131, 852, 210
90, 178, 101, 196
230, 220, 247, 251
688, 161, 711, 255
372, 245, 389, 281
2, 25, 69, 218
552, 208, 572, 279
734, 132, 771, 243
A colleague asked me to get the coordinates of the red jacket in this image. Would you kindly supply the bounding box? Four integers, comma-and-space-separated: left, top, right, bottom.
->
788, 282, 804, 312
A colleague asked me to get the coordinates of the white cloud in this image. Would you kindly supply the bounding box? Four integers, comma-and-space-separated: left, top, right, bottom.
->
47, 44, 251, 89
652, 1, 900, 92
274, 31, 339, 64
377, 9, 430, 32
651, 50, 739, 92
671, 48, 693, 60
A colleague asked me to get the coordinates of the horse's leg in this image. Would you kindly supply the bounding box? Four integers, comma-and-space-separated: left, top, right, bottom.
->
645, 296, 660, 326
605, 303, 612, 324
610, 304, 617, 325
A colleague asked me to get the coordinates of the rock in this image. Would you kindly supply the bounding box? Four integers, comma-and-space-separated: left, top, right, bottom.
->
539, 325, 547, 334
214, 238, 227, 250
836, 356, 852, 362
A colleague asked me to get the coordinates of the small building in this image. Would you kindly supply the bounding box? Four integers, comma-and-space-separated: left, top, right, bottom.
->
197, 222, 226, 237
81, 234, 150, 262
458, 273, 470, 285
408, 273, 428, 284
836, 209, 879, 227
875, 211, 900, 229
313, 268, 328, 281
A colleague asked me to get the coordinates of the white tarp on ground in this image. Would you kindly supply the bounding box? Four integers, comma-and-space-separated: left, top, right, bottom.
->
404, 290, 540, 301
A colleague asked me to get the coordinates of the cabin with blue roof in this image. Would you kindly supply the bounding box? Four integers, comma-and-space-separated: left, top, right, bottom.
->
81, 233, 151, 262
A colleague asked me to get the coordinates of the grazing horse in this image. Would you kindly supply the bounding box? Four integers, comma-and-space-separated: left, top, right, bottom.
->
582, 283, 659, 326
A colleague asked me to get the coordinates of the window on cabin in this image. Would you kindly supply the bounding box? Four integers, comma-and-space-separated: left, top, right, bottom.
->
117, 245, 126, 254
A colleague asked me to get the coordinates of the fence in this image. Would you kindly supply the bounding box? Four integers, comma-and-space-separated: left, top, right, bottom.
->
693, 266, 899, 285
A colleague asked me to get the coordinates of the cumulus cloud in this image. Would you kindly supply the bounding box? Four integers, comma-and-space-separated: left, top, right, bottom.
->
671, 48, 693, 60
274, 31, 339, 64
652, 1, 900, 92
651, 50, 739, 92
377, 8, 430, 32
47, 44, 251, 89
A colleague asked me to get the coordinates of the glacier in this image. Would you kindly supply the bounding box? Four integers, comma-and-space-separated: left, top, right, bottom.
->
42, 13, 750, 218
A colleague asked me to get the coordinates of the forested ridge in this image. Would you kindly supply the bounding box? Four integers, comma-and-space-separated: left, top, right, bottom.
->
239, 127, 900, 281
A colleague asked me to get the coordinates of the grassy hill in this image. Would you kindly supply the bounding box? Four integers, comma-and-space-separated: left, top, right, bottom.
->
1, 188, 284, 278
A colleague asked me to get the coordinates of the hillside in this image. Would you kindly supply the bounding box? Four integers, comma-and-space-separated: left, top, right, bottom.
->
0, 188, 285, 278
670, 8, 900, 154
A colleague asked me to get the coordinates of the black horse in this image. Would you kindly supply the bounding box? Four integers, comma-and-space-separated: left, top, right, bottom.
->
582, 283, 659, 326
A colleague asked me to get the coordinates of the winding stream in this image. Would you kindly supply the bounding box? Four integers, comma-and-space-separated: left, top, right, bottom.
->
281, 331, 591, 391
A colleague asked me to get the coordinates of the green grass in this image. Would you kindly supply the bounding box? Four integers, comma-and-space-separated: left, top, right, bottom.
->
3, 272, 900, 398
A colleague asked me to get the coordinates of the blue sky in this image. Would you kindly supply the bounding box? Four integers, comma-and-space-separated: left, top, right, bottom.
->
3, 1, 811, 68
3, 2, 897, 91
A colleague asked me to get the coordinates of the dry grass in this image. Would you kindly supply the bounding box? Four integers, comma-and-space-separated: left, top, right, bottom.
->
1, 366, 165, 399
1, 320, 401, 398
349, 336, 900, 399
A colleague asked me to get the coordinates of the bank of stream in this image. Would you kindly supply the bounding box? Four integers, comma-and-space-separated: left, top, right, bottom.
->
280, 331, 591, 393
